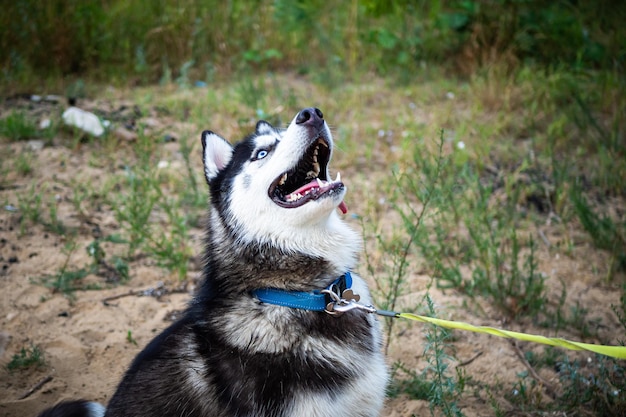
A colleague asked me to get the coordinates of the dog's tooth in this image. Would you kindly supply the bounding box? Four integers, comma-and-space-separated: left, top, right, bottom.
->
286, 192, 304, 202
279, 173, 287, 185
312, 162, 320, 175
316, 178, 324, 188
306, 170, 316, 179
335, 172, 341, 183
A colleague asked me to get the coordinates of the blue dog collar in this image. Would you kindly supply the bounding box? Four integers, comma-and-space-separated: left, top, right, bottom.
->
253, 272, 353, 312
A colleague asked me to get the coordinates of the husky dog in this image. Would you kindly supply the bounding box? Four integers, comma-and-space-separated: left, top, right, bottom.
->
38, 108, 388, 417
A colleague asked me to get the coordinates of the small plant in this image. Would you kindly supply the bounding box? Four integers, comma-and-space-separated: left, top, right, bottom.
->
16, 186, 69, 235
388, 296, 466, 417
388, 361, 433, 401
126, 330, 138, 346
179, 135, 205, 208
17, 184, 43, 235
571, 186, 626, 279
111, 130, 161, 257
7, 344, 46, 371
397, 134, 549, 320
0, 111, 39, 141
555, 354, 626, 414
15, 151, 34, 176
114, 165, 161, 257
86, 235, 130, 283
46, 195, 67, 235
36, 235, 128, 300
553, 297, 626, 414
112, 170, 192, 278
143, 197, 192, 279
363, 132, 446, 352
36, 240, 89, 300
505, 376, 545, 411
422, 295, 466, 417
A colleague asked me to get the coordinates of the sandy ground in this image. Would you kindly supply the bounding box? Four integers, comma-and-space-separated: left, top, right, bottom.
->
1, 95, 624, 417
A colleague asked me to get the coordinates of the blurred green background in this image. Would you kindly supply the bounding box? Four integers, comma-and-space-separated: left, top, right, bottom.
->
1, 0, 623, 87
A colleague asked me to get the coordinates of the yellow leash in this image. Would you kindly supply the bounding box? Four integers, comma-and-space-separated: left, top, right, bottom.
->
396, 312, 626, 360
323, 289, 626, 360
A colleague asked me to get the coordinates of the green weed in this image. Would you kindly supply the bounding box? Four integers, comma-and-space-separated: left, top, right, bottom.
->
179, 134, 205, 208
556, 355, 626, 415
126, 330, 138, 346
389, 296, 466, 417
114, 164, 161, 257
17, 184, 43, 235
0, 111, 39, 141
388, 362, 433, 401
36, 235, 128, 300
143, 196, 193, 279
109, 130, 196, 279
15, 151, 34, 176
508, 352, 626, 415
110, 130, 161, 258
16, 185, 68, 236
422, 295, 466, 417
86, 235, 130, 283
400, 138, 548, 320
36, 240, 89, 300
362, 132, 446, 353
571, 186, 626, 279
6, 344, 46, 371
45, 195, 67, 235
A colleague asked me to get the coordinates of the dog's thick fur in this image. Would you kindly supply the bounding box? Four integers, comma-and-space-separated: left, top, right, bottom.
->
38, 108, 387, 417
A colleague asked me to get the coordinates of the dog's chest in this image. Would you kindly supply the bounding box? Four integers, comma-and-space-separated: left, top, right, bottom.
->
196, 306, 387, 417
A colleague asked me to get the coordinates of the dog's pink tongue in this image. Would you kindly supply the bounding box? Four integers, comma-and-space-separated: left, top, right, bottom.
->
290, 180, 348, 214
291, 181, 318, 196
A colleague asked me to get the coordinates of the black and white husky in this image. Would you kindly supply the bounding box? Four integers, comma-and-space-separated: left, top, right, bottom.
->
39, 108, 388, 417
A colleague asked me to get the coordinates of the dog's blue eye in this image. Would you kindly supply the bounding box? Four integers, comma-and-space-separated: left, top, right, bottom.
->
255, 150, 268, 160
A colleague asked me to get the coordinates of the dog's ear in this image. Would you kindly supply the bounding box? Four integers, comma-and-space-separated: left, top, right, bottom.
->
255, 120, 274, 135
202, 130, 233, 182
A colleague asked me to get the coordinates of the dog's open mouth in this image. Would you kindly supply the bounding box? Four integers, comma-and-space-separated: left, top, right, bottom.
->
268, 137, 347, 213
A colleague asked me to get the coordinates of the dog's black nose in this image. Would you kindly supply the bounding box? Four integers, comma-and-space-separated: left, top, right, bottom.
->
296, 107, 324, 128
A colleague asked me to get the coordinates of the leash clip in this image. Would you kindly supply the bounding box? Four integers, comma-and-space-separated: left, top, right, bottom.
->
321, 287, 376, 316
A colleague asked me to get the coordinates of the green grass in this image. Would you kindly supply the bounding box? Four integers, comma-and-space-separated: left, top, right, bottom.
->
6, 344, 46, 371
387, 296, 466, 417
0, 111, 39, 141
16, 185, 68, 236
35, 236, 129, 300
506, 352, 626, 415
571, 186, 626, 279
109, 130, 197, 279
15, 151, 34, 176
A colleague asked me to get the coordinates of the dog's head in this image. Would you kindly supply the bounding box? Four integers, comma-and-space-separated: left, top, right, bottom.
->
202, 108, 359, 270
